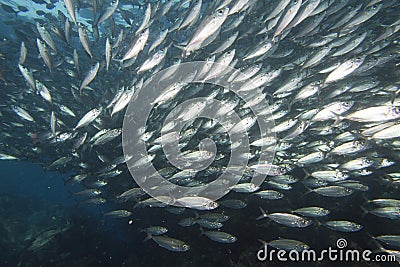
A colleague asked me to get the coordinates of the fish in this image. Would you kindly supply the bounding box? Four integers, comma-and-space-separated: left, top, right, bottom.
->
179, 0, 202, 30
73, 107, 102, 131
323, 221, 363, 232
36, 23, 57, 53
273, 0, 303, 40
135, 3, 152, 35
121, 28, 149, 62
324, 56, 365, 84
142, 226, 168, 236
19, 42, 27, 65
12, 106, 34, 122
105, 38, 111, 72
376, 235, 400, 249
259, 238, 309, 252
202, 230, 237, 243
79, 62, 100, 93
104, 210, 132, 218
257, 207, 312, 227
36, 38, 52, 72
292, 207, 330, 217
150, 235, 190, 252
96, 0, 119, 26
78, 25, 93, 58
64, 0, 77, 25
175, 197, 219, 210
18, 64, 36, 91
183, 7, 229, 56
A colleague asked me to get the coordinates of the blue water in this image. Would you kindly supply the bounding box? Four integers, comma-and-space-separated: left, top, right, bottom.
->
0, 161, 73, 205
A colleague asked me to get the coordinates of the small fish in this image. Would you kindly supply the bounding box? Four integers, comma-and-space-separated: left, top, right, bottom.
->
257, 207, 312, 228
292, 207, 330, 217
105, 38, 111, 72
260, 238, 309, 252
122, 28, 149, 61
175, 196, 219, 210
12, 106, 34, 122
312, 186, 354, 197
324, 221, 363, 232
64, 0, 77, 25
73, 107, 102, 130
150, 235, 190, 252
202, 230, 237, 243
254, 190, 284, 200
78, 25, 93, 58
104, 210, 132, 218
19, 42, 27, 65
324, 56, 365, 84
79, 62, 100, 93
0, 154, 18, 160
96, 0, 119, 26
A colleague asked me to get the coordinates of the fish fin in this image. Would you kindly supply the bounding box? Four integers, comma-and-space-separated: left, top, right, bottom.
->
331, 111, 344, 127
313, 219, 322, 230
256, 206, 268, 220
173, 44, 186, 50
390, 90, 398, 104
257, 239, 267, 246
193, 211, 200, 220
112, 58, 124, 64
301, 181, 314, 197
359, 205, 369, 218
143, 233, 152, 242
381, 174, 395, 189
303, 169, 311, 180
364, 233, 390, 254
361, 193, 370, 206
199, 227, 204, 236
287, 101, 294, 112
257, 239, 268, 250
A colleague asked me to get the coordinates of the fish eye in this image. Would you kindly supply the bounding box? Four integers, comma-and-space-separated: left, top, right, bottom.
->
364, 159, 373, 164
217, 9, 224, 15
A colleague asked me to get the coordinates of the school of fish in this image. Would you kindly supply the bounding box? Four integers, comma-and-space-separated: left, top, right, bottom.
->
1, 0, 400, 260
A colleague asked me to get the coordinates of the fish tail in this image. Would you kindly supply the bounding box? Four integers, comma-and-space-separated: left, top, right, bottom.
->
313, 219, 322, 229
257, 239, 267, 246
390, 90, 398, 104
199, 227, 204, 236
143, 232, 152, 242
331, 111, 344, 127
287, 101, 294, 112
256, 206, 268, 220
303, 169, 311, 180
359, 205, 369, 218
193, 211, 200, 219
